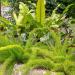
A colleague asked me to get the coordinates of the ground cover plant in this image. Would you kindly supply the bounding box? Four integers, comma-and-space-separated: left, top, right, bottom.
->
0, 0, 75, 75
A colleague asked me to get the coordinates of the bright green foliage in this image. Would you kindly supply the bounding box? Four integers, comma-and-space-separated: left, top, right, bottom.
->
19, 28, 75, 75
0, 35, 13, 47
0, 44, 26, 75
36, 0, 45, 25
0, 0, 75, 75
0, 16, 12, 26
0, 27, 74, 75
13, 2, 30, 27
0, 45, 24, 63
13, 2, 38, 33
0, 57, 15, 75
45, 71, 65, 75
21, 59, 54, 75
0, 35, 21, 47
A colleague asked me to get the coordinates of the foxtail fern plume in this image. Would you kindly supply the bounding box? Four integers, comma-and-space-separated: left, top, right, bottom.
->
0, 57, 15, 75
36, 0, 45, 25
0, 45, 24, 63
0, 44, 25, 75
21, 59, 54, 75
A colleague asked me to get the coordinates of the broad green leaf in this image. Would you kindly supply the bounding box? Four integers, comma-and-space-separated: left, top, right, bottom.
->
0, 16, 12, 26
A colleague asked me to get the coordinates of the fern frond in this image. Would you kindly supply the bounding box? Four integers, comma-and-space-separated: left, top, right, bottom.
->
0, 35, 21, 47
50, 30, 62, 55
61, 38, 69, 55
63, 4, 75, 14
13, 2, 32, 27
0, 57, 15, 75
6, 61, 15, 75
63, 60, 75, 75
0, 45, 24, 63
21, 59, 54, 75
36, 0, 45, 25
